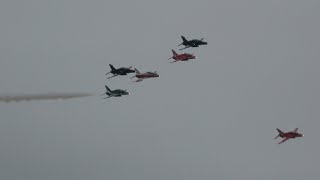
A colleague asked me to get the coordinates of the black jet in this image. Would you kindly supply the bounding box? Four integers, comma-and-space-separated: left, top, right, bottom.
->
106, 64, 136, 79
101, 85, 129, 99
178, 35, 207, 50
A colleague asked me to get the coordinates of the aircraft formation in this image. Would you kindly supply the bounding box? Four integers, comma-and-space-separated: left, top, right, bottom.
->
102, 35, 303, 145
101, 35, 203, 98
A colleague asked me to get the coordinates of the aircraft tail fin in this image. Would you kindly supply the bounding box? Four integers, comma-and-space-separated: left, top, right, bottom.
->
172, 49, 178, 56
109, 64, 116, 71
181, 36, 187, 42
134, 68, 140, 74
105, 85, 111, 92
169, 49, 177, 60
275, 128, 284, 139
178, 36, 187, 46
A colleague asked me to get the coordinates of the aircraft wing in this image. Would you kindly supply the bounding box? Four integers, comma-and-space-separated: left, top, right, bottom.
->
278, 137, 290, 144
107, 74, 118, 79
133, 79, 143, 82
179, 46, 190, 50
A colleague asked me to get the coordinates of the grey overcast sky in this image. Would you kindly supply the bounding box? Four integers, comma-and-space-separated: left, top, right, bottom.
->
1, 0, 320, 180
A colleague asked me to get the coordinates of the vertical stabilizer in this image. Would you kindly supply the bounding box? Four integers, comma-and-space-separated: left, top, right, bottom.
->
181, 36, 188, 42
134, 68, 140, 74
275, 128, 284, 139
109, 64, 116, 71
172, 49, 178, 56
178, 36, 188, 47
105, 85, 111, 92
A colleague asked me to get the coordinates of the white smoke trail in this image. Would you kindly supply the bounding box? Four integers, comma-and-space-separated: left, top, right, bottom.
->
0, 93, 93, 103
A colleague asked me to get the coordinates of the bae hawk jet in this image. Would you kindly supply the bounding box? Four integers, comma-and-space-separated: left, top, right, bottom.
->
131, 68, 159, 82
101, 85, 129, 99
274, 128, 304, 144
168, 49, 196, 63
106, 64, 136, 79
178, 35, 207, 50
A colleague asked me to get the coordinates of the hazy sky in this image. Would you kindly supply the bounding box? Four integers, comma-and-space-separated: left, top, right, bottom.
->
1, 0, 320, 180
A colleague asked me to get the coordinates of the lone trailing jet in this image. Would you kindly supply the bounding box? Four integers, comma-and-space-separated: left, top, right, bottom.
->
168, 49, 196, 63
131, 68, 159, 82
178, 35, 207, 50
106, 64, 136, 79
101, 85, 129, 99
274, 128, 304, 144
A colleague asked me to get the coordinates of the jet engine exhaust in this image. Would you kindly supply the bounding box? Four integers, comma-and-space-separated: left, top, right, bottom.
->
0, 93, 93, 103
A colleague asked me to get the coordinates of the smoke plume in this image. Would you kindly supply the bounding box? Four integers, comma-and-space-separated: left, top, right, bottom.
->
0, 93, 92, 103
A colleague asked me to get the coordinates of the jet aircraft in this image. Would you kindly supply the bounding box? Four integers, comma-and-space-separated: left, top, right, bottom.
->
274, 128, 304, 144
101, 85, 129, 99
106, 64, 136, 79
131, 68, 159, 82
178, 35, 207, 50
168, 49, 196, 63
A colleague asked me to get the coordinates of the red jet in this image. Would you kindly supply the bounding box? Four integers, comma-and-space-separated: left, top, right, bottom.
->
168, 49, 196, 63
274, 128, 304, 144
131, 68, 159, 82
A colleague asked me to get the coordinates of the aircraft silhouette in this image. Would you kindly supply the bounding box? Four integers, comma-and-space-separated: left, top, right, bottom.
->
178, 35, 207, 50
168, 49, 196, 63
101, 85, 129, 99
106, 64, 136, 79
274, 128, 304, 144
131, 68, 159, 82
